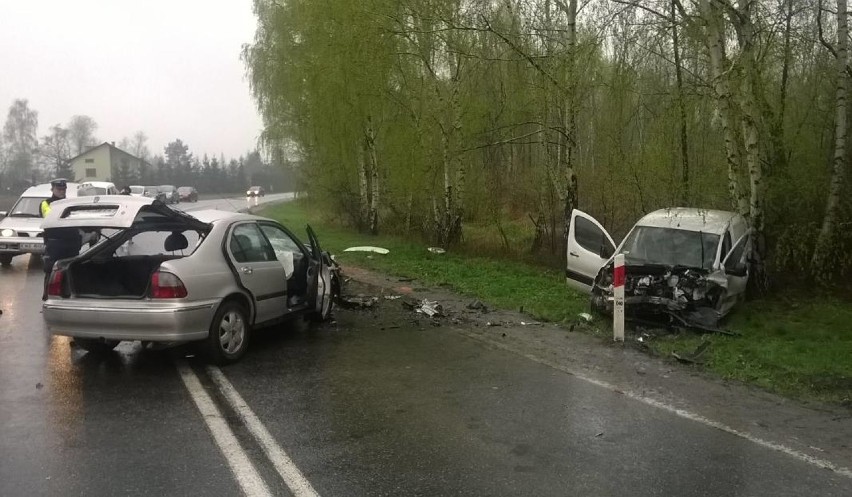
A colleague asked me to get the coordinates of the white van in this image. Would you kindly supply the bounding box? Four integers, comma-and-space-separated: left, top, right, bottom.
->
77, 181, 118, 196
0, 182, 80, 266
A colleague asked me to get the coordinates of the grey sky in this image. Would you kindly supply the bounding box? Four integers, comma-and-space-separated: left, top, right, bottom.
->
0, 0, 262, 160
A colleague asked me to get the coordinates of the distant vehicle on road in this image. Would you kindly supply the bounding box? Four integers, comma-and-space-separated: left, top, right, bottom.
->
158, 185, 180, 204
246, 186, 265, 197
77, 181, 118, 196
129, 185, 145, 197
0, 182, 80, 266
41, 195, 339, 364
143, 186, 167, 203
177, 186, 198, 202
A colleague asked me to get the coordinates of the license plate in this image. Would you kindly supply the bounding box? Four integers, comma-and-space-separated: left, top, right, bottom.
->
0, 244, 6, 249
20, 243, 41, 250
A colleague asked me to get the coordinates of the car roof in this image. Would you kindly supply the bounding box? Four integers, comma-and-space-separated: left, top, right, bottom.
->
20, 182, 82, 197
190, 209, 268, 224
79, 181, 115, 188
635, 208, 739, 234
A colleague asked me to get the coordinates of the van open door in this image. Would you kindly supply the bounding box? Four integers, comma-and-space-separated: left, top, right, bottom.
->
566, 209, 616, 293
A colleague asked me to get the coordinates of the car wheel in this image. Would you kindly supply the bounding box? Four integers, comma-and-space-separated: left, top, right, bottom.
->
0, 254, 13, 267
203, 301, 250, 365
74, 338, 120, 353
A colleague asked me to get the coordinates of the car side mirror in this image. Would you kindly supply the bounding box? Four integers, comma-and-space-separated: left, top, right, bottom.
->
728, 262, 748, 277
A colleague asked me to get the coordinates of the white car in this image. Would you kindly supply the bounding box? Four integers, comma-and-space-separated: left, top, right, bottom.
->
129, 185, 146, 197
78, 181, 118, 196
566, 208, 751, 329
0, 182, 80, 266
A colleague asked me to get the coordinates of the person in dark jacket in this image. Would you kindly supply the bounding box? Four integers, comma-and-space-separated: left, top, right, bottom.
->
40, 179, 83, 300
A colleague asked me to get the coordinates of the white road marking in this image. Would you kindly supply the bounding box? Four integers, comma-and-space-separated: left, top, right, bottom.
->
456, 329, 852, 480
176, 361, 273, 497
208, 366, 321, 497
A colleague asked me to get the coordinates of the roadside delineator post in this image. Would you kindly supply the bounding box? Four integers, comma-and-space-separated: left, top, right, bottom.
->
613, 253, 625, 342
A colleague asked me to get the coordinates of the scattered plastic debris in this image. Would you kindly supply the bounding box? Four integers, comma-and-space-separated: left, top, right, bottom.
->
520, 321, 541, 326
427, 247, 446, 254
339, 295, 380, 309
486, 321, 502, 327
415, 299, 443, 318
672, 340, 711, 364
578, 312, 593, 323
343, 246, 389, 255
384, 295, 402, 300
36, 382, 43, 390
467, 300, 489, 313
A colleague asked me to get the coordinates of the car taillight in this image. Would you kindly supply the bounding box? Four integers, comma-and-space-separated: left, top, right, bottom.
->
47, 269, 65, 297
150, 271, 187, 298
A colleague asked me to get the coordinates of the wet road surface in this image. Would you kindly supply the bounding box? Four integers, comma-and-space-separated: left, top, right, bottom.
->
1, 194, 851, 496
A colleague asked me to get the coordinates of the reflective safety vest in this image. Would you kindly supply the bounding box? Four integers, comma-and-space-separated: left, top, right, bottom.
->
40, 198, 53, 218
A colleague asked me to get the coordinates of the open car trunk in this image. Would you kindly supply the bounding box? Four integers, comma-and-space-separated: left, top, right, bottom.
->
67, 255, 180, 298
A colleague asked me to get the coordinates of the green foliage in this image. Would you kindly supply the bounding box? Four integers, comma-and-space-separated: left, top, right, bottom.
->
245, 0, 852, 287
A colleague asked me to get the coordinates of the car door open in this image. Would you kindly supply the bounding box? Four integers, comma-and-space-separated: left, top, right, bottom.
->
566, 209, 617, 293
305, 224, 331, 315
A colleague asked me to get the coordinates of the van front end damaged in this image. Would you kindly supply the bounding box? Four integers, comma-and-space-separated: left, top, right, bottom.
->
591, 261, 729, 331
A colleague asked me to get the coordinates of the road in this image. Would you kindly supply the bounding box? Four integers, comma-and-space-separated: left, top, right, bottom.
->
1, 193, 850, 496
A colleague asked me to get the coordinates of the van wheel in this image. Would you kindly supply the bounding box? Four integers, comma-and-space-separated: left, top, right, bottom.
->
74, 338, 120, 353
203, 301, 250, 365
0, 254, 13, 267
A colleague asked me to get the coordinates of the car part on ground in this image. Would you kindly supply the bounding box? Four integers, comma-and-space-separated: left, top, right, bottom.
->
343, 246, 389, 255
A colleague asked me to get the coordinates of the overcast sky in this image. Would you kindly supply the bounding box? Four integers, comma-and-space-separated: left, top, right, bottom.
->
0, 0, 262, 160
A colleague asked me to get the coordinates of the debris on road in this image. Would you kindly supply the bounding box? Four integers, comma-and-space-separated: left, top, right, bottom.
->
343, 246, 390, 255
427, 247, 446, 254
339, 295, 380, 309
672, 340, 711, 364
415, 299, 443, 318
467, 300, 489, 313
486, 321, 502, 327
578, 312, 593, 323
384, 295, 402, 300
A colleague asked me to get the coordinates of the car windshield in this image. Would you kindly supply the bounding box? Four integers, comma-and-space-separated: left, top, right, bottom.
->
130, 186, 144, 194
159, 186, 175, 192
619, 226, 719, 269
7, 196, 46, 217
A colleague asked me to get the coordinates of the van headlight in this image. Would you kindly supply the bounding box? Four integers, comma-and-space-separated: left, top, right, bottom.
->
1, 229, 15, 237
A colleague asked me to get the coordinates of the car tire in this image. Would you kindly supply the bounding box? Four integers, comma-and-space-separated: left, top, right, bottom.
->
203, 301, 250, 365
74, 338, 120, 353
0, 254, 13, 267
309, 274, 340, 322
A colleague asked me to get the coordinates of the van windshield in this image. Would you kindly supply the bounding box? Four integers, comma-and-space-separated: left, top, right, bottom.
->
620, 226, 719, 269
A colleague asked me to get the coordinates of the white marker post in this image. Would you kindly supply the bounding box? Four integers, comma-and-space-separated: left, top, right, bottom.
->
613, 253, 625, 342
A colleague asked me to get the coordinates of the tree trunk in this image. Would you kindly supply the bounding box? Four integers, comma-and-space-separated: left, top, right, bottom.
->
699, 0, 748, 216
672, 0, 690, 204
357, 139, 370, 231
365, 116, 380, 235
812, 0, 849, 280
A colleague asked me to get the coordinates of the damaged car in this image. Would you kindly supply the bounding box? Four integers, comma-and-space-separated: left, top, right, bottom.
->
41, 195, 339, 364
566, 208, 751, 330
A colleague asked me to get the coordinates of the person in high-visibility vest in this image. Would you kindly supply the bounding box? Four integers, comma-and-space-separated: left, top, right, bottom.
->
40, 179, 82, 300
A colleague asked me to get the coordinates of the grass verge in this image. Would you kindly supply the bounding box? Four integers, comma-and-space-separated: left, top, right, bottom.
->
262, 201, 852, 406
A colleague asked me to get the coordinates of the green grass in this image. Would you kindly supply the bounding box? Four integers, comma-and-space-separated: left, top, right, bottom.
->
263, 201, 852, 405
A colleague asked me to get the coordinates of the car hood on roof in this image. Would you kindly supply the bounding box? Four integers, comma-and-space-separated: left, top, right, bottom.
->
40, 195, 209, 231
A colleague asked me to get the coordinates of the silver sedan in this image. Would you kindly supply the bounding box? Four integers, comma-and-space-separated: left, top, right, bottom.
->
41, 195, 339, 364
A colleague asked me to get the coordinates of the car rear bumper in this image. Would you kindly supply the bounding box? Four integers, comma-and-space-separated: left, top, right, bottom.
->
43, 298, 221, 342
0, 236, 44, 254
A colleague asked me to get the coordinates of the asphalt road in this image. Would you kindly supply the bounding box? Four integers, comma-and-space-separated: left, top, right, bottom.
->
1, 193, 850, 496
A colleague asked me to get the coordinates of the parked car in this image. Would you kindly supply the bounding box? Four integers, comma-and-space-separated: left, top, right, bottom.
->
0, 182, 80, 266
41, 195, 340, 364
566, 208, 751, 330
177, 186, 199, 202
246, 186, 265, 197
158, 185, 180, 204
143, 186, 167, 203
129, 185, 146, 197
77, 181, 118, 196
